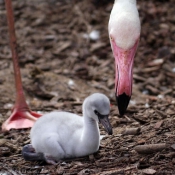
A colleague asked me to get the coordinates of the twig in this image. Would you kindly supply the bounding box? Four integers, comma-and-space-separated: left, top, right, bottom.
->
134, 143, 167, 154
122, 127, 141, 135
98, 164, 138, 175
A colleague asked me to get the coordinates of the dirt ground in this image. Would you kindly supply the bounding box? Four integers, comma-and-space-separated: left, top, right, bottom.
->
0, 0, 175, 174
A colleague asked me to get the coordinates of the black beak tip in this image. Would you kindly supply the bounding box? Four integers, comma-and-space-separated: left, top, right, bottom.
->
108, 129, 113, 135
116, 93, 131, 116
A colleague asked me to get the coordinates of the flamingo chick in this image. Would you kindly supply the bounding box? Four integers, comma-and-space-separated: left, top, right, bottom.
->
108, 0, 141, 115
22, 93, 113, 164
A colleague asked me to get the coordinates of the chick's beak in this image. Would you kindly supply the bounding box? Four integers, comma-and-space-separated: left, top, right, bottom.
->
98, 114, 113, 135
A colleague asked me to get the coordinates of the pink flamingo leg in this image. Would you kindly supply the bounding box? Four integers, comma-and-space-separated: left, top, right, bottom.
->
2, 0, 42, 131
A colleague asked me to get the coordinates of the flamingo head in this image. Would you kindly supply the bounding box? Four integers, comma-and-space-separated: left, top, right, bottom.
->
108, 0, 141, 115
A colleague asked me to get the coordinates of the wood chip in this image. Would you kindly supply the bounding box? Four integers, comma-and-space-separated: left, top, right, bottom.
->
122, 127, 141, 135
154, 120, 163, 129
142, 168, 156, 175
171, 144, 175, 150
134, 143, 167, 154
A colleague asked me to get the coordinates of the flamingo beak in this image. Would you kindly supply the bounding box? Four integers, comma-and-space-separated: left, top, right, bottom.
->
98, 114, 113, 135
111, 39, 139, 115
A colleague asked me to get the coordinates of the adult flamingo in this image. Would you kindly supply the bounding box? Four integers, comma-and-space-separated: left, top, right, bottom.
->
2, 0, 140, 130
108, 0, 141, 115
2, 0, 42, 131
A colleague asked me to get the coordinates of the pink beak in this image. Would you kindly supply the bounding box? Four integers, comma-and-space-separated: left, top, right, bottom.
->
111, 39, 139, 115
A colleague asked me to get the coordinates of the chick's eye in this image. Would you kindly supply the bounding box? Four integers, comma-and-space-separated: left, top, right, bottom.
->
94, 110, 99, 115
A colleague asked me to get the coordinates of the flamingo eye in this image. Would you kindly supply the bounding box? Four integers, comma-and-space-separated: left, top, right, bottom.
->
110, 36, 113, 41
